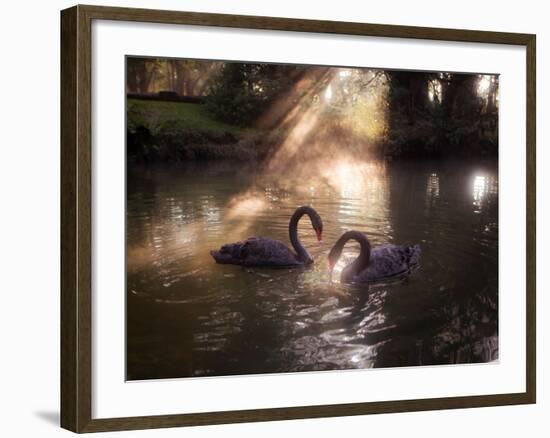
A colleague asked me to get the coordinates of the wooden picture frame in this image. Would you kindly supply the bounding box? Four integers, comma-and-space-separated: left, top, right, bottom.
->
61, 4, 536, 433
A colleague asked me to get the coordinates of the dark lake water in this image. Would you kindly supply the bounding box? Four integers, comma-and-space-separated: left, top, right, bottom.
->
126, 159, 498, 380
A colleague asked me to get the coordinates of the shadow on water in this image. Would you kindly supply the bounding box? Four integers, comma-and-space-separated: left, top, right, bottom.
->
126, 158, 498, 380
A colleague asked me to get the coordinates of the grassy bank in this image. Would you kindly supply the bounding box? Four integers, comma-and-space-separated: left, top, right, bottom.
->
128, 99, 245, 137
127, 99, 274, 162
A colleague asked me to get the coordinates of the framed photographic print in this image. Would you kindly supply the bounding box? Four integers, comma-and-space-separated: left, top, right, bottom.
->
60, 4, 536, 433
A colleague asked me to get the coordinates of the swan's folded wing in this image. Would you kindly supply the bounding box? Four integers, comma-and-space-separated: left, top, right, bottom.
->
211, 237, 299, 267
357, 244, 421, 282
240, 237, 299, 267
210, 241, 247, 264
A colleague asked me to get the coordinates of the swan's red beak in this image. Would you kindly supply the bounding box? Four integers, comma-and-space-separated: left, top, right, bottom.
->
316, 230, 323, 242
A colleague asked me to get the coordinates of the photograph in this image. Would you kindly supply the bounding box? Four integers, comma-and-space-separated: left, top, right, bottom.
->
125, 56, 499, 381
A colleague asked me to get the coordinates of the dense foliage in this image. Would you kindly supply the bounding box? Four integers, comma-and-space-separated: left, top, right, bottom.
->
385, 71, 498, 158
204, 63, 306, 126
127, 57, 498, 162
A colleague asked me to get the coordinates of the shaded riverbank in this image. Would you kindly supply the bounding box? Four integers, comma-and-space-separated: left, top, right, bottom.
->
127, 97, 498, 164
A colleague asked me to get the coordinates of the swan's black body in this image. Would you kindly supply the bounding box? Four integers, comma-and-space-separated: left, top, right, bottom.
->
328, 230, 420, 284
210, 206, 323, 267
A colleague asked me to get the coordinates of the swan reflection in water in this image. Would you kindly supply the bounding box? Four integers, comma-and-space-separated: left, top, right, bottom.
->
126, 159, 499, 380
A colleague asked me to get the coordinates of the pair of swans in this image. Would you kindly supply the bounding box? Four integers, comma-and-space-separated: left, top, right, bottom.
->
210, 206, 421, 284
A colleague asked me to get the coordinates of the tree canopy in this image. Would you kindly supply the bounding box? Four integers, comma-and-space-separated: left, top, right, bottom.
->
127, 57, 498, 161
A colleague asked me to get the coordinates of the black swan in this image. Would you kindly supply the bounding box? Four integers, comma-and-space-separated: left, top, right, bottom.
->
328, 230, 421, 284
210, 206, 323, 267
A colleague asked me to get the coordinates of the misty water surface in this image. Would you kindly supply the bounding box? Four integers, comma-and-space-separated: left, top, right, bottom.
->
126, 159, 498, 380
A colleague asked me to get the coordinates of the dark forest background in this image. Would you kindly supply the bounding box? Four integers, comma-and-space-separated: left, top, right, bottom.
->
127, 57, 498, 163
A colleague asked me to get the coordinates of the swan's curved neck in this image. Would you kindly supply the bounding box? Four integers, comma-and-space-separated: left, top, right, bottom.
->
336, 231, 371, 281
289, 207, 314, 263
